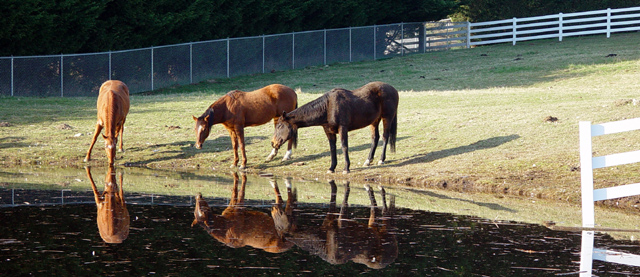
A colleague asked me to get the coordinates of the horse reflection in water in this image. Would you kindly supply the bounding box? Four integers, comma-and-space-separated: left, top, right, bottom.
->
191, 172, 294, 253
86, 166, 130, 244
273, 180, 398, 269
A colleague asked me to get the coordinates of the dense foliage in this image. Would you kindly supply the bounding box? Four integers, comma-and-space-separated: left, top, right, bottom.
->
0, 0, 458, 56
453, 0, 640, 22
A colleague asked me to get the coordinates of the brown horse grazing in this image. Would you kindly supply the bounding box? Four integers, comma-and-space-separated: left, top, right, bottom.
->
271, 81, 398, 174
86, 166, 130, 244
84, 80, 130, 165
271, 180, 398, 269
193, 84, 297, 170
191, 172, 294, 253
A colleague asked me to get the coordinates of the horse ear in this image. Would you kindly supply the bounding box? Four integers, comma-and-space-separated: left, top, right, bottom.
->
192, 115, 198, 121
282, 111, 288, 119
204, 115, 210, 123
102, 134, 107, 140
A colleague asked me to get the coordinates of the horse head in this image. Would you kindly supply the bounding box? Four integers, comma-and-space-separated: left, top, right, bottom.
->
193, 113, 212, 149
272, 112, 297, 150
102, 134, 118, 165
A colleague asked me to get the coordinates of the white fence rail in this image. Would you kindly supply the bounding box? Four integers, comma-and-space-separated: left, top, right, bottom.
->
579, 118, 640, 228
1, 6, 640, 97
580, 230, 640, 276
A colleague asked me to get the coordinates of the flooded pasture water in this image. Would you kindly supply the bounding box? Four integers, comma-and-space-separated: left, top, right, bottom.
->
1, 167, 640, 276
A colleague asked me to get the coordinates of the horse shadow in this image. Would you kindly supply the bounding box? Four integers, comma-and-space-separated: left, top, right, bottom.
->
256, 136, 410, 170
388, 134, 520, 168
404, 188, 517, 213
125, 135, 268, 167
0, 137, 27, 150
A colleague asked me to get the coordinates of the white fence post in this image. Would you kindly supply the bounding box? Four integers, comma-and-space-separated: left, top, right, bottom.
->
466, 21, 471, 48
579, 121, 595, 227
559, 13, 563, 42
512, 17, 517, 45
607, 8, 612, 38
60, 55, 64, 97
580, 118, 640, 228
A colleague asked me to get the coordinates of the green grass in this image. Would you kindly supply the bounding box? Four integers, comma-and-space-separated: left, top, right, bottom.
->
2, 32, 640, 209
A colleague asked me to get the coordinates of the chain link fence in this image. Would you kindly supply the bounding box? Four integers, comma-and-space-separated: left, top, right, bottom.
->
0, 22, 434, 97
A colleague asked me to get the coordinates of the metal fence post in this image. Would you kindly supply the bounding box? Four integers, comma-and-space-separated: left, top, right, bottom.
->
349, 27, 352, 62
10, 57, 14, 96
189, 43, 193, 84
323, 29, 327, 65
151, 46, 154, 91
292, 33, 295, 69
262, 35, 265, 73
373, 25, 376, 60
401, 22, 404, 56
226, 39, 230, 78
109, 51, 112, 80
60, 55, 64, 97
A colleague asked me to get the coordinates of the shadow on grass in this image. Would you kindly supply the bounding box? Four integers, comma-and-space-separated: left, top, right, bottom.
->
0, 137, 27, 150
388, 134, 520, 168
124, 135, 269, 167
404, 188, 517, 213
256, 136, 411, 170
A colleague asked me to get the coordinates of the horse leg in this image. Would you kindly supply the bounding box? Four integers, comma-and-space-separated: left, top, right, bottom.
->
339, 127, 350, 174
228, 129, 239, 168
236, 127, 247, 170
379, 118, 391, 165
338, 181, 350, 228
117, 119, 125, 152
282, 139, 293, 161
364, 184, 378, 227
364, 123, 380, 167
324, 128, 338, 173
84, 124, 103, 162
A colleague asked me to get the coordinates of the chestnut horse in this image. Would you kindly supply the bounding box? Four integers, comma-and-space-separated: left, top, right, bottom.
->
86, 166, 130, 244
84, 80, 130, 165
271, 81, 398, 173
193, 84, 297, 170
271, 180, 398, 269
191, 172, 294, 253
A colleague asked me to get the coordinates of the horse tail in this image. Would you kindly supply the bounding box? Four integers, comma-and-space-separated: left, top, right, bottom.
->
389, 114, 397, 153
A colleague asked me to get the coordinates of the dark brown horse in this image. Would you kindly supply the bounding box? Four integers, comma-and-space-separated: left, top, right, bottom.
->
84, 80, 130, 165
86, 166, 130, 244
193, 84, 297, 170
191, 172, 294, 253
271, 81, 398, 173
271, 180, 398, 269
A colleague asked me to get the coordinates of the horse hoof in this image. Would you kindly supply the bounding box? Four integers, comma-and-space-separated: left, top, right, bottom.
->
363, 160, 371, 167
265, 154, 275, 162
378, 160, 384, 165
83, 158, 89, 162
342, 170, 350, 174
326, 170, 335, 174
238, 166, 246, 171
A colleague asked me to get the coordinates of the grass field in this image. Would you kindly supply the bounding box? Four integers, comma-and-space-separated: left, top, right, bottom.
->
2, 32, 640, 208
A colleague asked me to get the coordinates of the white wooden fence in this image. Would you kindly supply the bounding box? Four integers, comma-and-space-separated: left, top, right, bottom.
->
467, 6, 640, 46
580, 230, 640, 276
579, 118, 640, 228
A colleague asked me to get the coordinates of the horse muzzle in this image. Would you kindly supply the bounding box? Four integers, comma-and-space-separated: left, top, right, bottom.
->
271, 139, 282, 150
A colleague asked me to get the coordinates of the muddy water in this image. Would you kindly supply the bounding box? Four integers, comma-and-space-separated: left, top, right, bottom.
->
1, 167, 640, 276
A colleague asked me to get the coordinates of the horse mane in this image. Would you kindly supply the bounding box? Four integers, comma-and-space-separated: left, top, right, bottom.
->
291, 91, 330, 119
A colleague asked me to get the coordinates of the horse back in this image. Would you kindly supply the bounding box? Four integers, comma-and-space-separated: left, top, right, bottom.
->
228, 84, 297, 126
97, 80, 130, 125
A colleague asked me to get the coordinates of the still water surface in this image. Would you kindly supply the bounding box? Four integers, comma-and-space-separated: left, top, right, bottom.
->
1, 167, 640, 276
